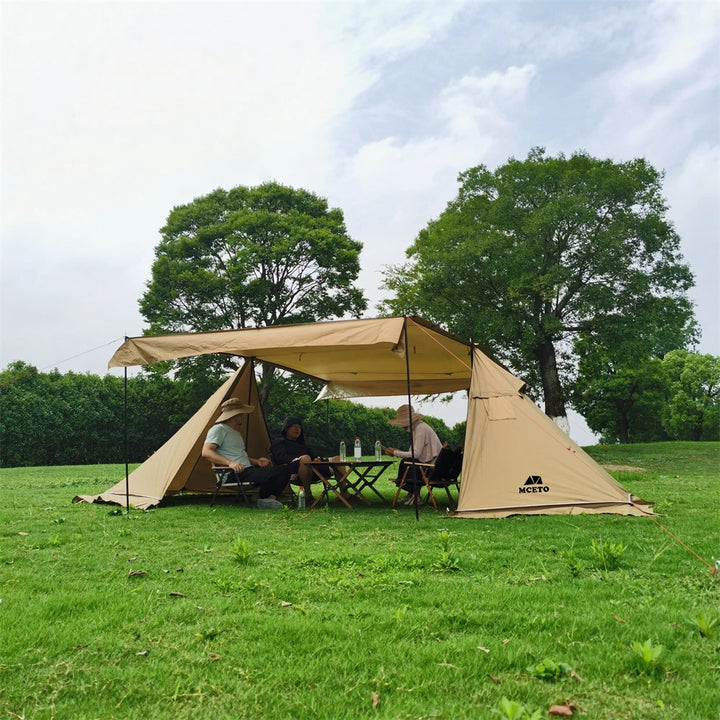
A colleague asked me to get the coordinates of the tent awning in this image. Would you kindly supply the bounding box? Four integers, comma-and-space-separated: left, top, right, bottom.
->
109, 316, 475, 397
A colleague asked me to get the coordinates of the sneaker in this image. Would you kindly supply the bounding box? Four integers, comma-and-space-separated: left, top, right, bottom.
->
257, 497, 283, 510
402, 494, 418, 506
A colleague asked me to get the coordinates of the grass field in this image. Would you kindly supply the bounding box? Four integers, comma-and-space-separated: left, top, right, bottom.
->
1, 442, 718, 719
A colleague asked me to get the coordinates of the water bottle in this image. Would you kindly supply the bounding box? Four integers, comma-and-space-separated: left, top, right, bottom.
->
298, 487, 306, 509
374, 439, 382, 461
354, 436, 362, 461
339, 439, 346, 462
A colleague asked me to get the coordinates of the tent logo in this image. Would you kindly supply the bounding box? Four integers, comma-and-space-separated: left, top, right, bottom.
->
519, 475, 550, 494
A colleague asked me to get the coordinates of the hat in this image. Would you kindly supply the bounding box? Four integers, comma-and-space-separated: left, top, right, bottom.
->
388, 404, 423, 427
216, 398, 255, 423
281, 415, 303, 434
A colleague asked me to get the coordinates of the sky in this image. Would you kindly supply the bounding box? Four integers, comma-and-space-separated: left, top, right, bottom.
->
1, 0, 719, 444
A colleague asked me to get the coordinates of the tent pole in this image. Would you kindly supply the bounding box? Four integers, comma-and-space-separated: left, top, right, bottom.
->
124, 359, 129, 512
325, 399, 329, 456
245, 359, 255, 446
402, 317, 419, 521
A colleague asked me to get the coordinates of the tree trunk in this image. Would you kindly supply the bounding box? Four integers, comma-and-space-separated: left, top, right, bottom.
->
692, 415, 703, 441
615, 405, 630, 444
534, 339, 567, 419
258, 362, 275, 411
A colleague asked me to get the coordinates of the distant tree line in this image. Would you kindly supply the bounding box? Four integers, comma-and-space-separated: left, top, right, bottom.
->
0, 361, 462, 468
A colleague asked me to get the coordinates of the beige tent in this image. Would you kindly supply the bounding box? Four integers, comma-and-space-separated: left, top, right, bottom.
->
74, 363, 271, 510
76, 316, 652, 516
456, 348, 652, 517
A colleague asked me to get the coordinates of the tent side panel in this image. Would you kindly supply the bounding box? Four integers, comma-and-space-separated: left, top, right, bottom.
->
456, 349, 652, 517
75, 367, 248, 507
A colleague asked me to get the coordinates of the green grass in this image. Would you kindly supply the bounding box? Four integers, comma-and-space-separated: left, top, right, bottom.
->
1, 442, 718, 719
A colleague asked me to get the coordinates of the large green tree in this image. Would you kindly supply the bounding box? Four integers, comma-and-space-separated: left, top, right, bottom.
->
140, 181, 367, 399
661, 350, 720, 441
381, 148, 696, 424
572, 349, 669, 444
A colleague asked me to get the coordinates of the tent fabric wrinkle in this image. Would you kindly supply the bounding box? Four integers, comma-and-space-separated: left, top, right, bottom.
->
76, 316, 652, 517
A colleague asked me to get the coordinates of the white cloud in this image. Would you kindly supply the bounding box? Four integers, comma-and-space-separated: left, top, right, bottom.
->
438, 64, 536, 139
587, 0, 719, 164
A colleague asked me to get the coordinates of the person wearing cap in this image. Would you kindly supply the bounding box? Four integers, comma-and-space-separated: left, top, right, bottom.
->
202, 398, 291, 509
271, 415, 347, 504
381, 404, 442, 505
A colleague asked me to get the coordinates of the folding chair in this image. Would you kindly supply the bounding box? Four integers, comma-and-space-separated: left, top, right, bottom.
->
211, 464, 298, 507
391, 457, 435, 508
209, 465, 259, 506
422, 446, 462, 509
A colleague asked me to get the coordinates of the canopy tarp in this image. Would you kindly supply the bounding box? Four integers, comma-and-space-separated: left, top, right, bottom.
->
108, 316, 475, 398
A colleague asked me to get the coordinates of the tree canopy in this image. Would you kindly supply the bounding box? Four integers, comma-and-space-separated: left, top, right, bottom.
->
381, 148, 696, 422
661, 350, 720, 441
139, 181, 368, 400
142, 181, 366, 334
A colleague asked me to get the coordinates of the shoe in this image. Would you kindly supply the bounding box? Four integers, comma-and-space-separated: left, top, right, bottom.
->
402, 494, 418, 506
257, 497, 283, 509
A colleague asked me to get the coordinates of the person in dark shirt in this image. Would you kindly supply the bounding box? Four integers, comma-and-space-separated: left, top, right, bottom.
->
271, 415, 346, 503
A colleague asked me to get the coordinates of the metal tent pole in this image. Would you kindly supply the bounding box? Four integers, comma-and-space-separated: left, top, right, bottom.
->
402, 317, 419, 521
124, 360, 129, 512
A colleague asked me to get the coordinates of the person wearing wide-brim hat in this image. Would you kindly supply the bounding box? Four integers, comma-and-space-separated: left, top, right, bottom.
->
381, 404, 442, 505
202, 398, 292, 509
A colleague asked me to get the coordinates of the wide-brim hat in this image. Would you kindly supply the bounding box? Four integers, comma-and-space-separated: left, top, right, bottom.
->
216, 398, 255, 423
388, 404, 423, 427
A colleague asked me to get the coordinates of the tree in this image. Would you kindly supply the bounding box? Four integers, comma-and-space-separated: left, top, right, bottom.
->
140, 181, 367, 401
661, 350, 720, 441
0, 362, 206, 467
381, 148, 696, 425
572, 348, 669, 444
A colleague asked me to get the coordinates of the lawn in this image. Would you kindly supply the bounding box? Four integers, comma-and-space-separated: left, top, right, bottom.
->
1, 442, 718, 719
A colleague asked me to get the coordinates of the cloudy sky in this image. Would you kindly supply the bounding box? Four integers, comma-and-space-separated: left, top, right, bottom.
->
2, 0, 718, 442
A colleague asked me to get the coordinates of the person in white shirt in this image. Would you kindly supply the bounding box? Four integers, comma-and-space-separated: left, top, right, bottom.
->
382, 404, 442, 505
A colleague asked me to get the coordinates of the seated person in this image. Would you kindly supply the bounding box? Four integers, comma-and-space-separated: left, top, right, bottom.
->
271, 415, 346, 503
202, 398, 292, 510
382, 404, 442, 505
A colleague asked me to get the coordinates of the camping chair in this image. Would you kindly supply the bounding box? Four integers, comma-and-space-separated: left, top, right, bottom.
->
210, 464, 299, 507
209, 465, 259, 506
391, 445, 461, 510
391, 458, 435, 508
420, 446, 462, 510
